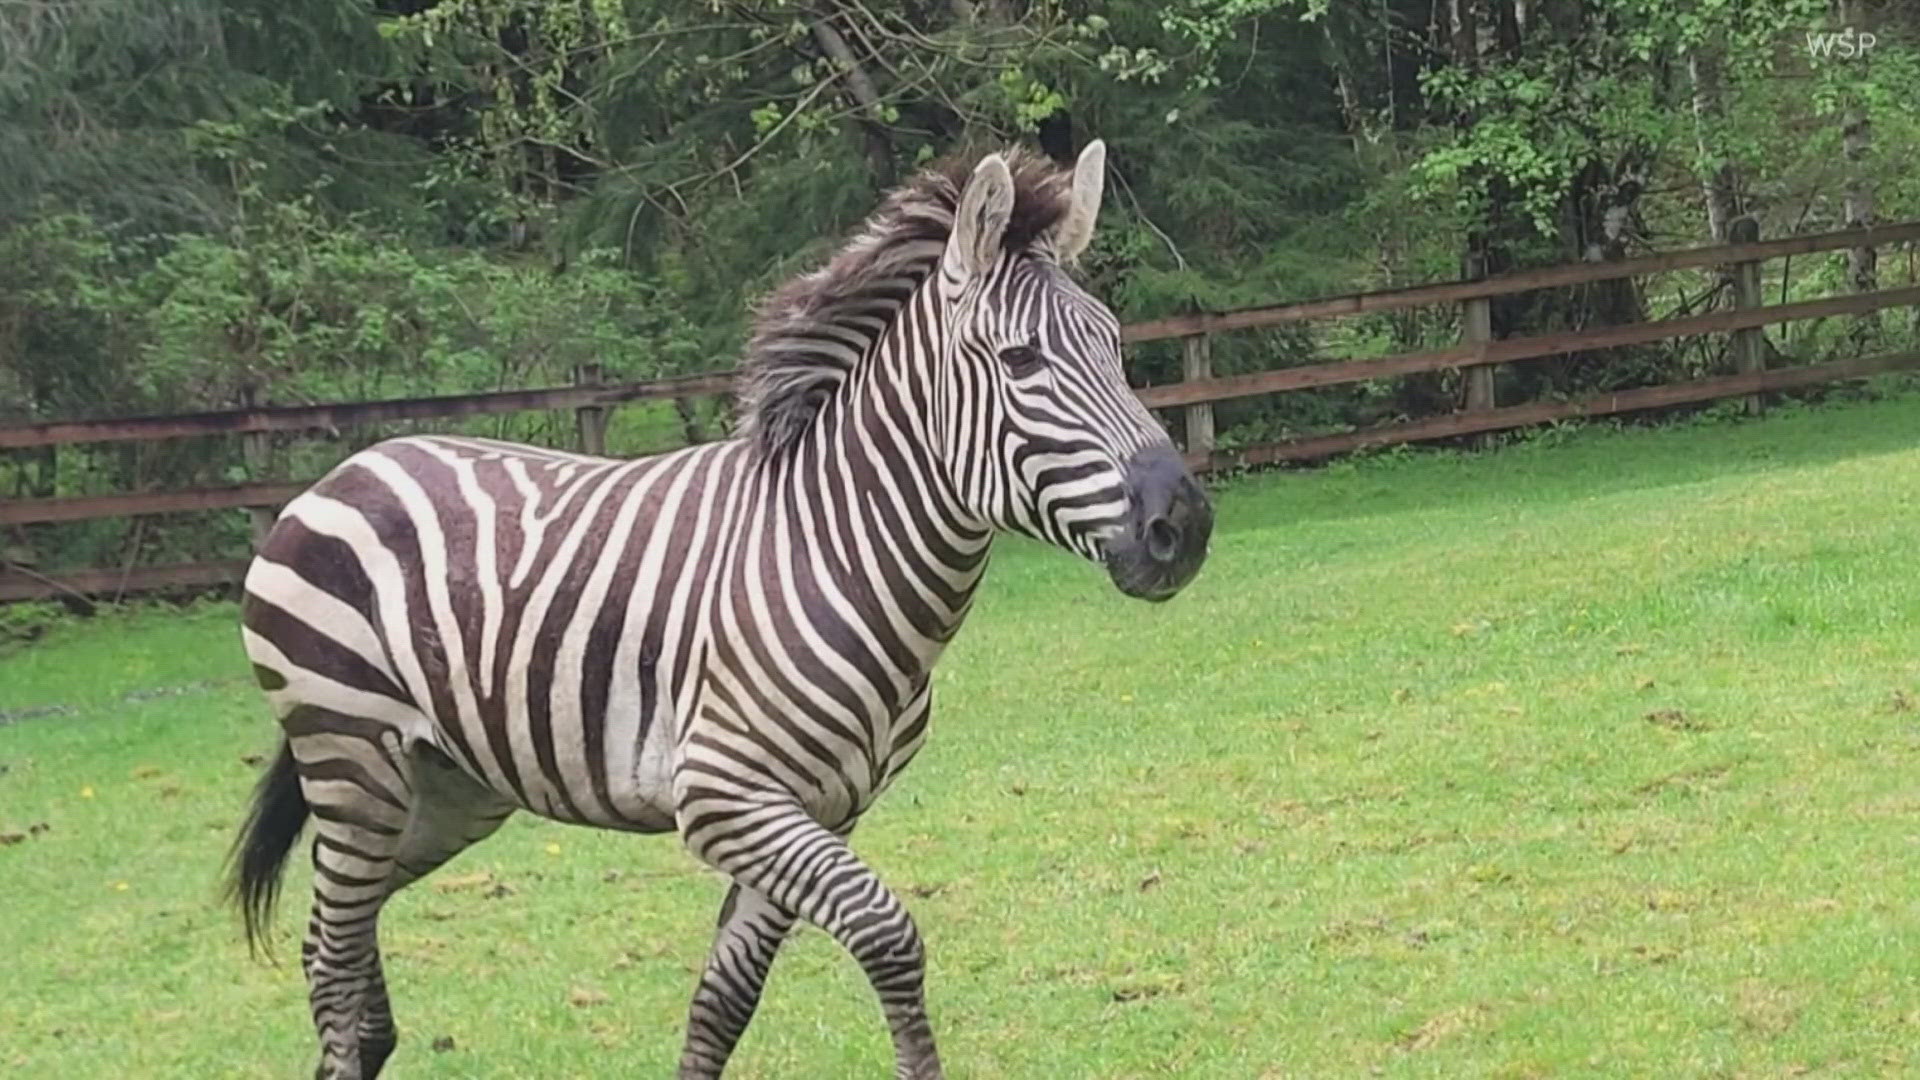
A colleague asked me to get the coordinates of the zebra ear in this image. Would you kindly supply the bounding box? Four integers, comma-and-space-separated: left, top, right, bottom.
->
1051, 139, 1105, 264
943, 153, 1016, 287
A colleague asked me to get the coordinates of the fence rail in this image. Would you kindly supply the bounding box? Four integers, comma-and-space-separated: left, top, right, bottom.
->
1118, 220, 1920, 340
5, 219, 1919, 601
0, 561, 251, 605
1190, 350, 1920, 471
0, 371, 739, 451
0, 482, 310, 527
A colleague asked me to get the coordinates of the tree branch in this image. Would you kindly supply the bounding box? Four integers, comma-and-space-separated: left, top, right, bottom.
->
809, 7, 895, 187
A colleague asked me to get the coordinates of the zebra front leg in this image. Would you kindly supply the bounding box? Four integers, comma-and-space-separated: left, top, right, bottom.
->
682, 800, 942, 1080
676, 883, 799, 1078
356, 963, 398, 1078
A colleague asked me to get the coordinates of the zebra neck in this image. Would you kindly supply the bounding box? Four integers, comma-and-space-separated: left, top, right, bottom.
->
779, 300, 994, 667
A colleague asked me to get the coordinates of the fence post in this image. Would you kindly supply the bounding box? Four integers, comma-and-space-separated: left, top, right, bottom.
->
1181, 330, 1215, 461
1461, 253, 1495, 414
1728, 216, 1765, 415
238, 386, 273, 550
574, 363, 609, 455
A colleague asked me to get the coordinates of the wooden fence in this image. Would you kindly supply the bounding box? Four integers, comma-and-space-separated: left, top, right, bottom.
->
5, 219, 1920, 602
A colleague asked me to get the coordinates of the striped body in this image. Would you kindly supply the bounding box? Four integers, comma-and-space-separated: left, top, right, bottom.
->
247, 397, 980, 836
247, 435, 729, 834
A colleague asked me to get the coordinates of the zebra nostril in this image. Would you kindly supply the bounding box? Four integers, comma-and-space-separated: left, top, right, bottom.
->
1144, 516, 1180, 564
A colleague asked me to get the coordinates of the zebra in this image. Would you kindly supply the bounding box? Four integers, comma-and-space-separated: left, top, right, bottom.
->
227, 140, 1211, 1080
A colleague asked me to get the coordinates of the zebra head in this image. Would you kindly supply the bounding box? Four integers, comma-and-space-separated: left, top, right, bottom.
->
935, 142, 1211, 602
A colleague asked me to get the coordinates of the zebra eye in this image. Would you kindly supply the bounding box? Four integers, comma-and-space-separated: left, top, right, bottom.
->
998, 344, 1044, 378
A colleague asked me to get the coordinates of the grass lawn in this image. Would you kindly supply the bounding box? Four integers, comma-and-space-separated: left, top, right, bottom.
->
3, 391, 1919, 1078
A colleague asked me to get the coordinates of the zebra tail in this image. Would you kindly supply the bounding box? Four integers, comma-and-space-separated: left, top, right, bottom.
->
225, 737, 308, 958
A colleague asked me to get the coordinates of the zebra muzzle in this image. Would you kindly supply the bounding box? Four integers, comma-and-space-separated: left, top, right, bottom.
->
1104, 444, 1212, 602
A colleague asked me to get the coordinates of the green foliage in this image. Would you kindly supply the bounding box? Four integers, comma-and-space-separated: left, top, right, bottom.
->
141, 213, 692, 406
0, 0, 412, 234
1, 201, 695, 420
0, 601, 70, 654
561, 0, 1366, 363
1409, 0, 1920, 245
9, 0, 1920, 583
0, 213, 139, 424
0, 195, 698, 571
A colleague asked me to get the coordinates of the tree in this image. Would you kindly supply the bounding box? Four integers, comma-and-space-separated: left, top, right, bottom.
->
0, 0, 411, 233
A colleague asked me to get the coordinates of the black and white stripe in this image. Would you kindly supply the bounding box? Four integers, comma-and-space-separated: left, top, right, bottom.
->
227, 141, 1210, 1080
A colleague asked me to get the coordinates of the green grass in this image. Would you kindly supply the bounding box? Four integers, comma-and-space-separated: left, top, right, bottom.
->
4, 394, 1920, 1078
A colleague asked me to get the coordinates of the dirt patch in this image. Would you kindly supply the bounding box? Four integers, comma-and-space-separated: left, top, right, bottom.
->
0, 822, 51, 845
0, 704, 75, 728
1396, 1003, 1491, 1051
1644, 709, 1711, 732
1635, 761, 1735, 797
0, 678, 236, 728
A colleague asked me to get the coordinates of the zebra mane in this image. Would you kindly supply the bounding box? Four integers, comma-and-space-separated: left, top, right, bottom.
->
735, 147, 1074, 459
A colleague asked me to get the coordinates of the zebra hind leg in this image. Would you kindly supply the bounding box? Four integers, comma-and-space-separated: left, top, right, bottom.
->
290, 714, 512, 1080
682, 801, 941, 1080
676, 883, 799, 1078
360, 740, 515, 1075
291, 711, 408, 1080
